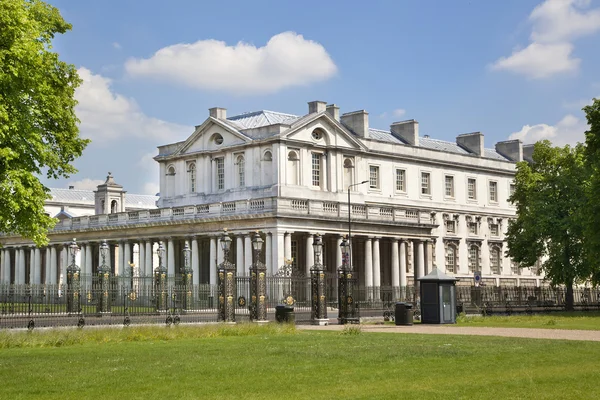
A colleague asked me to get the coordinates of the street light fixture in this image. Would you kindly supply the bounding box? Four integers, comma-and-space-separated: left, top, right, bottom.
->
347, 180, 369, 270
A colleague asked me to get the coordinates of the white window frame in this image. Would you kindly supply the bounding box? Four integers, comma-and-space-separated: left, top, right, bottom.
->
395, 168, 406, 193
311, 152, 321, 188
187, 162, 196, 193
489, 180, 498, 203
467, 178, 477, 201
420, 171, 431, 196
369, 165, 380, 190
445, 220, 456, 234
236, 154, 245, 188
445, 244, 457, 273
215, 157, 225, 190
445, 175, 455, 198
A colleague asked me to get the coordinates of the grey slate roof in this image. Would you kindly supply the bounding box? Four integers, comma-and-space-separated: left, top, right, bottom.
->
227, 110, 300, 129
48, 188, 158, 209
368, 128, 405, 144
420, 137, 471, 155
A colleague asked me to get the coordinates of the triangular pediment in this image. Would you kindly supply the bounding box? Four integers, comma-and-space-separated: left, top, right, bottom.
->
177, 117, 251, 155
283, 113, 366, 151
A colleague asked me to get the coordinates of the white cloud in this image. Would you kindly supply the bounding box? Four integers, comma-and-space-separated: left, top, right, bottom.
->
491, 0, 600, 79
490, 42, 579, 79
67, 178, 104, 190
392, 108, 406, 118
124, 31, 337, 94
137, 153, 160, 195
143, 182, 160, 196
530, 0, 600, 43
112, 42, 122, 50
509, 114, 588, 146
75, 67, 191, 143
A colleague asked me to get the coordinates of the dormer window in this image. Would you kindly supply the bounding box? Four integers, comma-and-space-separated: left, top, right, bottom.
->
212, 133, 224, 145
311, 128, 325, 141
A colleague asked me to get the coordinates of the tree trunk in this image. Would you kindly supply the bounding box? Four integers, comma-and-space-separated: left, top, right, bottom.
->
565, 282, 574, 311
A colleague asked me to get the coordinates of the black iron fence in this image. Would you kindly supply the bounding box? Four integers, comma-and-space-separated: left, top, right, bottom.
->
1, 278, 599, 329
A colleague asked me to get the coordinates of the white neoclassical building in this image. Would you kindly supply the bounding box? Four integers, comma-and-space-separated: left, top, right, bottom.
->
0, 100, 542, 291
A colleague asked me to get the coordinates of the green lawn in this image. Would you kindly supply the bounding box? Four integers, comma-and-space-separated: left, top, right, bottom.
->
1, 324, 600, 399
455, 311, 600, 330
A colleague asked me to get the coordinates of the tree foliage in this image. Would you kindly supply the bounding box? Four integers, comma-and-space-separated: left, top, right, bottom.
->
584, 98, 600, 284
0, 0, 89, 245
506, 140, 588, 309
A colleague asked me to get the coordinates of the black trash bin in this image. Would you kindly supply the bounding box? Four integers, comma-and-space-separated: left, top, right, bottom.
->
275, 305, 295, 323
395, 302, 413, 326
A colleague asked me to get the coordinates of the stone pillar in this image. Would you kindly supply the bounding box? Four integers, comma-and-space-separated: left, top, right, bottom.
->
0, 249, 4, 284
236, 235, 245, 276
284, 232, 292, 261
399, 240, 407, 287
44, 248, 50, 285
191, 236, 199, 285
305, 234, 314, 277
365, 238, 373, 298
50, 246, 57, 285
167, 238, 175, 277
336, 236, 343, 270
322, 152, 328, 191
273, 231, 285, 276
59, 246, 67, 286
138, 240, 146, 277
124, 241, 132, 276
145, 241, 153, 276
391, 239, 400, 287
244, 234, 252, 276
16, 248, 24, 285
29, 247, 36, 285
426, 239, 433, 275
79, 244, 86, 279
209, 237, 217, 285
5, 249, 12, 284
34, 247, 41, 284
217, 237, 224, 265
265, 233, 272, 275
373, 238, 381, 298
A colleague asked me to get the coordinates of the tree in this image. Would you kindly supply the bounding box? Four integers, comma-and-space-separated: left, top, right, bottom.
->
0, 0, 89, 245
506, 140, 589, 310
583, 98, 600, 285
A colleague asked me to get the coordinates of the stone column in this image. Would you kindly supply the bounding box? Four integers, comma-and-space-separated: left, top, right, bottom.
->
284, 232, 292, 262
124, 241, 132, 276
265, 233, 272, 275
29, 247, 36, 285
167, 238, 175, 277
305, 234, 314, 277
236, 235, 245, 276
399, 240, 407, 287
244, 234, 252, 276
5, 249, 12, 284
322, 152, 328, 191
426, 239, 433, 275
364, 238, 373, 297
191, 236, 199, 285
273, 231, 285, 276
217, 236, 224, 265
85, 243, 93, 276
209, 237, 217, 285
0, 249, 4, 284
44, 248, 50, 285
59, 246, 67, 286
79, 244, 86, 278
138, 240, 146, 277
416, 240, 425, 280
391, 239, 400, 288
34, 247, 41, 284
18, 248, 26, 285
336, 236, 343, 270
50, 246, 57, 285
373, 238, 381, 297
145, 241, 153, 276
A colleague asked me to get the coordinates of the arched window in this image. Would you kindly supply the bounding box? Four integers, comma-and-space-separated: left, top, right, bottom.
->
490, 246, 501, 274
287, 150, 299, 185
468, 244, 480, 273
263, 151, 272, 161
445, 244, 457, 273
262, 151, 273, 185
236, 155, 245, 187
188, 163, 196, 193
166, 165, 176, 197
110, 200, 118, 214
343, 157, 354, 190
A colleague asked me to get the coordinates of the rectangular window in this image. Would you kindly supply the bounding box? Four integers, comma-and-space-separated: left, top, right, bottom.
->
489, 181, 498, 202
421, 172, 431, 195
511, 260, 520, 275
445, 246, 456, 273
490, 249, 500, 274
445, 220, 456, 234
468, 222, 478, 235
396, 169, 406, 192
490, 224, 499, 237
509, 183, 516, 202
311, 153, 321, 187
216, 157, 224, 190
468, 178, 477, 200
369, 166, 379, 189
445, 175, 454, 198
468, 246, 479, 272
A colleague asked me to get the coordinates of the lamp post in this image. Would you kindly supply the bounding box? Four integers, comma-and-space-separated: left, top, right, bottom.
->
97, 240, 111, 313
310, 234, 328, 325
250, 233, 267, 322
217, 231, 236, 323
181, 242, 193, 310
154, 242, 168, 312
338, 236, 358, 324
348, 180, 369, 274
66, 238, 81, 314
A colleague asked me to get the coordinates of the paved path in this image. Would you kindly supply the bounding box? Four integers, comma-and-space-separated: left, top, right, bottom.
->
297, 324, 600, 342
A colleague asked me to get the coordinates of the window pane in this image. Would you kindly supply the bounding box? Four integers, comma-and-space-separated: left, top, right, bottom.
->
216, 158, 224, 190
369, 166, 379, 189
445, 176, 454, 197
237, 156, 245, 187
312, 153, 321, 187
421, 172, 430, 195
489, 181, 497, 202
468, 178, 477, 200
396, 169, 405, 192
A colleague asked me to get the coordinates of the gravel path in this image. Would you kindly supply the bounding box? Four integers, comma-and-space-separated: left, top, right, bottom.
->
297, 324, 600, 342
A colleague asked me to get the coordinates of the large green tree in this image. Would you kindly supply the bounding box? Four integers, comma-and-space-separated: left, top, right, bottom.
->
0, 0, 89, 245
506, 140, 589, 310
583, 98, 600, 284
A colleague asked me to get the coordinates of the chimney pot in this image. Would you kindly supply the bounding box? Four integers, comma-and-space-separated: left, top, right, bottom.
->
326, 104, 340, 121
390, 120, 419, 146
308, 101, 327, 114
209, 107, 227, 119
340, 110, 369, 138
456, 132, 484, 157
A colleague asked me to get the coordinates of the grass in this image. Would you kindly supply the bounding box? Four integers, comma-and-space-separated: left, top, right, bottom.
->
455, 311, 600, 330
1, 324, 600, 399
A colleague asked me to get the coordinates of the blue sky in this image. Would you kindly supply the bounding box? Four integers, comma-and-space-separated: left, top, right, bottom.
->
43, 0, 600, 195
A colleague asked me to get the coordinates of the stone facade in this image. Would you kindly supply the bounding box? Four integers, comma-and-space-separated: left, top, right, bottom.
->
0, 100, 542, 290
